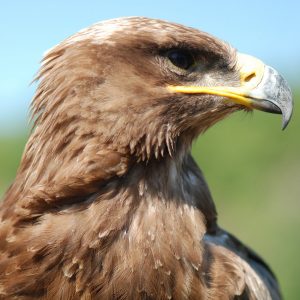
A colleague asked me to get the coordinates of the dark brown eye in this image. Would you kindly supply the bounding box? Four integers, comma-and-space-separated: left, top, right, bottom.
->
167, 49, 194, 70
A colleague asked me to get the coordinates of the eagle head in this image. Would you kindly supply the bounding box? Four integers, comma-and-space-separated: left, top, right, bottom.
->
32, 17, 293, 163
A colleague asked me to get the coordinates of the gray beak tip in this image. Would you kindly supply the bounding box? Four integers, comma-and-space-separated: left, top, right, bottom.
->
279, 82, 293, 130
282, 120, 289, 130
250, 66, 294, 130
281, 103, 293, 130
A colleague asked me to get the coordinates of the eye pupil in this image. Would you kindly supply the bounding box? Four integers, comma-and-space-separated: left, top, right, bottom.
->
168, 50, 194, 70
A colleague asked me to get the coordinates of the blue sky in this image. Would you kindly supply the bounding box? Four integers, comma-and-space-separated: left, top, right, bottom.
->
1, 0, 299, 134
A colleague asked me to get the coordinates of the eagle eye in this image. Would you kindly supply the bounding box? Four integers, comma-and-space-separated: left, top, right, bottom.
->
167, 49, 194, 70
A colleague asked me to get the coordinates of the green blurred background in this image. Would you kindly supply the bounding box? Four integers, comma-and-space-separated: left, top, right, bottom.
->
1, 0, 299, 299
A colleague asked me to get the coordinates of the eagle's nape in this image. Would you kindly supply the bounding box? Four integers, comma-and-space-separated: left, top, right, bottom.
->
0, 17, 293, 299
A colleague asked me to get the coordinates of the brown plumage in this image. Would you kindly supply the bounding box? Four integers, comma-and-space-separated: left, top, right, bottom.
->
0, 17, 293, 299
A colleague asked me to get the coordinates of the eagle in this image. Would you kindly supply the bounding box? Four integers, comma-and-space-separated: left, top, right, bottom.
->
0, 17, 293, 299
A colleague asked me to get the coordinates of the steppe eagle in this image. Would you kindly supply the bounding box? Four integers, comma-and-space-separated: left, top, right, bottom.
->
0, 17, 293, 299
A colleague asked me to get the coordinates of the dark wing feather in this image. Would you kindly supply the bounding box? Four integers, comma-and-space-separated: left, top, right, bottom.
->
204, 229, 281, 300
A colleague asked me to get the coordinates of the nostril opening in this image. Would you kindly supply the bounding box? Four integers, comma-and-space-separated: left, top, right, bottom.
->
244, 72, 256, 82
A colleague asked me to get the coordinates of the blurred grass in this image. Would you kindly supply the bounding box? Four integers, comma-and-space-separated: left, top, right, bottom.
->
0, 134, 28, 194
0, 91, 299, 299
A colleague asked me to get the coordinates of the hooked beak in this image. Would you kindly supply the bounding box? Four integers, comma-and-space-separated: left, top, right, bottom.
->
168, 53, 293, 129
